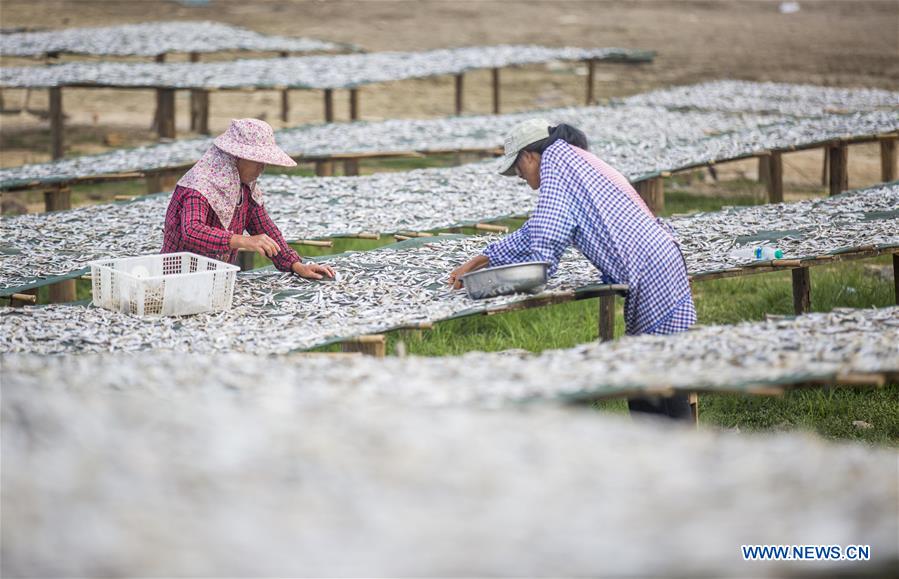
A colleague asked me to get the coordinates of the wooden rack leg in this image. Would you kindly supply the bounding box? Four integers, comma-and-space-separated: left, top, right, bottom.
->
237, 250, 255, 272
757, 155, 770, 186
586, 59, 595, 105
820, 147, 828, 187
454, 73, 464, 115
828, 142, 848, 196
598, 294, 615, 342
49, 279, 76, 303
349, 88, 359, 121
340, 334, 386, 357
190, 89, 209, 135
49, 86, 64, 159
188, 52, 206, 133
688, 393, 699, 426
343, 159, 360, 176
279, 51, 290, 123
491, 67, 500, 114
43, 185, 71, 212
151, 54, 166, 132
893, 254, 899, 306
156, 88, 176, 139
791, 267, 811, 315
315, 161, 334, 177
145, 170, 180, 194
323, 89, 334, 123
281, 89, 290, 123
635, 178, 664, 215
8, 289, 38, 308
766, 152, 783, 203
881, 135, 897, 182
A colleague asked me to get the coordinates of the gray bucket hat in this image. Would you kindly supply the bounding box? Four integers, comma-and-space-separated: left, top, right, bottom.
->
498, 118, 551, 176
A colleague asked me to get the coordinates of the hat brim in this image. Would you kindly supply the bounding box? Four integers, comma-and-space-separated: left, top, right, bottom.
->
213, 137, 298, 167
498, 152, 518, 177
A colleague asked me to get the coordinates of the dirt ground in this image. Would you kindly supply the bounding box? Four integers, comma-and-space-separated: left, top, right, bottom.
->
0, 0, 897, 184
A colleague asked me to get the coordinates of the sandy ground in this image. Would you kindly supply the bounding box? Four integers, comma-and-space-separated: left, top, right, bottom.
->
0, 0, 896, 185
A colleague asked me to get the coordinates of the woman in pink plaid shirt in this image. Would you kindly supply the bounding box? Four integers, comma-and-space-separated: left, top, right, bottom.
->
162, 118, 334, 280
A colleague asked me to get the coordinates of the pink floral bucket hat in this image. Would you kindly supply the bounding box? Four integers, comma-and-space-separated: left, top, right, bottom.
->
213, 118, 297, 167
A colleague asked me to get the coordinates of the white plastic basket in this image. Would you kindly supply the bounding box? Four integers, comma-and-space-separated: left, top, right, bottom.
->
89, 252, 239, 316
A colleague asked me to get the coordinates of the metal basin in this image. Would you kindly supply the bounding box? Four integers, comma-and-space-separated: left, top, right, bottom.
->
461, 261, 550, 299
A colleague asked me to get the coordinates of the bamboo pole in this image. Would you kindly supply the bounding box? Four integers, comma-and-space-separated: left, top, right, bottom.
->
791, 267, 811, 315
881, 135, 897, 182
828, 142, 848, 196
49, 86, 64, 160
454, 73, 464, 115
688, 393, 699, 426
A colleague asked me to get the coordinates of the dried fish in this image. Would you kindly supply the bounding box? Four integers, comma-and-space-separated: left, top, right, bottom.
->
0, 21, 347, 57
2, 81, 896, 190
2, 306, 896, 402
0, 45, 652, 89
621, 80, 899, 116
2, 320, 898, 577
1, 175, 895, 293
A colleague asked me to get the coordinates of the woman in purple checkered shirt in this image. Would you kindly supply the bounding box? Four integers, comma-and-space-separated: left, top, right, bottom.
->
162, 118, 334, 280
449, 119, 697, 421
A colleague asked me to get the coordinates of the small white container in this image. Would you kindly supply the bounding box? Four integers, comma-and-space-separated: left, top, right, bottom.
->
89, 252, 239, 316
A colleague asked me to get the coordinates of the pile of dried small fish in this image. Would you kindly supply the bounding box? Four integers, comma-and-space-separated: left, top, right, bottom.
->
621, 80, 899, 116
0, 235, 609, 354
1, 214, 896, 356
0, 21, 347, 57
3, 355, 897, 577
2, 306, 896, 403
0, 45, 652, 89
3, 81, 897, 190
1, 171, 895, 293
671, 181, 899, 273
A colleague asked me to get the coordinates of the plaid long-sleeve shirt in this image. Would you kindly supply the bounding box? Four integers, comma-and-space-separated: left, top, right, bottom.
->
484, 140, 696, 336
161, 185, 301, 272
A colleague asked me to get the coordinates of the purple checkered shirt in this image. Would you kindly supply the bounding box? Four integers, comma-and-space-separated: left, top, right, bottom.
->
161, 185, 301, 272
484, 140, 696, 335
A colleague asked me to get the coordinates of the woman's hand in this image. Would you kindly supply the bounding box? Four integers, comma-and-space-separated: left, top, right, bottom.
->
230, 233, 279, 257
293, 261, 336, 280
448, 255, 489, 289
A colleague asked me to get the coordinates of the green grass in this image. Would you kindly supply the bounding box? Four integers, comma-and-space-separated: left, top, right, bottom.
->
312, 252, 898, 445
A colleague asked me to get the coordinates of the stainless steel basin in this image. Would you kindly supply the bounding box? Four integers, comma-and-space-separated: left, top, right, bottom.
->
461, 261, 550, 299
